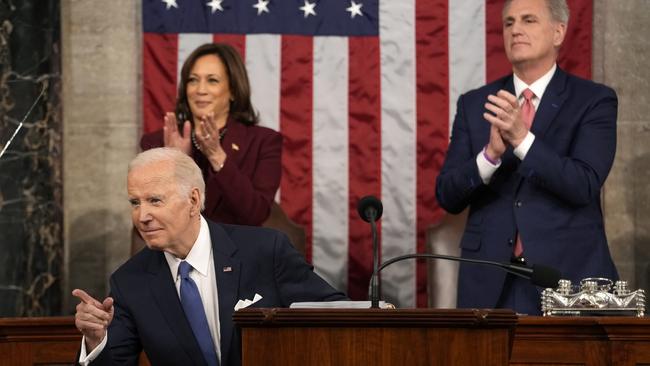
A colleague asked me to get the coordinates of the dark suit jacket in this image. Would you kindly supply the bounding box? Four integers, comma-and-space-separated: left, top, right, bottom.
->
435, 67, 619, 310
91, 221, 346, 366
141, 119, 282, 226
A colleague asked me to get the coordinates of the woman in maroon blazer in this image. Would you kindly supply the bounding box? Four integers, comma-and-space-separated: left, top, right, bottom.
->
141, 43, 281, 226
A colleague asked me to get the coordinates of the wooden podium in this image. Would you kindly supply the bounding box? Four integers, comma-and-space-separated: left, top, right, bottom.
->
3, 313, 649, 365
233, 308, 518, 366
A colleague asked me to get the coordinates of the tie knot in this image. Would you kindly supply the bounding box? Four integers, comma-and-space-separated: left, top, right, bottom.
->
178, 261, 192, 279
522, 88, 535, 102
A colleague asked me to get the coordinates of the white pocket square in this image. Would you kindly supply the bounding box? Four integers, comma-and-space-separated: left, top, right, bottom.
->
234, 293, 262, 311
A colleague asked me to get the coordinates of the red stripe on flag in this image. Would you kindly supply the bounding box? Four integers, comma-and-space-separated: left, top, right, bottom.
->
213, 34, 246, 60
143, 33, 178, 133
279, 36, 314, 262
347, 36, 382, 301
416, 0, 449, 308
485, 0, 510, 82
559, 0, 592, 79
486, 0, 593, 82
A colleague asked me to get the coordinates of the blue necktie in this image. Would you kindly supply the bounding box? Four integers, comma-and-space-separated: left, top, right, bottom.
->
178, 261, 219, 366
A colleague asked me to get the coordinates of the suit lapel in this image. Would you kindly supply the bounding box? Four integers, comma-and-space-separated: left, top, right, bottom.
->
208, 221, 241, 365
221, 119, 248, 167
513, 68, 568, 193
530, 67, 569, 138
147, 251, 207, 366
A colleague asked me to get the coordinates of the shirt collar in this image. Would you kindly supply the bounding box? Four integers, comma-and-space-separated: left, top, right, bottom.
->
164, 216, 212, 278
513, 63, 557, 101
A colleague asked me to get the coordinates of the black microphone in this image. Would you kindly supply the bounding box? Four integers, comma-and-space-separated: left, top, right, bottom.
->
357, 195, 383, 308
370, 253, 561, 305
357, 195, 383, 222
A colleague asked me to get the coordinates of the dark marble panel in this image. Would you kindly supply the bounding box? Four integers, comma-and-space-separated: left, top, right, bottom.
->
0, 0, 62, 316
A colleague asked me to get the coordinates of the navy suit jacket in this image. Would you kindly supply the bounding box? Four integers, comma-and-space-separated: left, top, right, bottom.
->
435, 67, 619, 310
90, 221, 346, 366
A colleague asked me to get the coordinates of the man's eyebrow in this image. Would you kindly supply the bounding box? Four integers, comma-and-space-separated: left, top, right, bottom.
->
504, 13, 538, 21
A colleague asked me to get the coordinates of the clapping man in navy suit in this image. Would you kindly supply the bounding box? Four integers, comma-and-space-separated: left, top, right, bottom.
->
436, 0, 618, 315
73, 147, 346, 366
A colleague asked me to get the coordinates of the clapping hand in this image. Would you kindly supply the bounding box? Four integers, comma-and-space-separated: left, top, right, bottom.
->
483, 90, 529, 148
163, 112, 192, 155
194, 112, 227, 171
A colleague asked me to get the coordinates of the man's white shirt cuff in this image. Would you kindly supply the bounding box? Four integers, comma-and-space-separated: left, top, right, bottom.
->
78, 333, 108, 366
477, 150, 501, 184
514, 132, 535, 160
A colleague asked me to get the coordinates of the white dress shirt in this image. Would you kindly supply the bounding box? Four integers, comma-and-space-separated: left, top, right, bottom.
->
79, 216, 221, 365
477, 64, 557, 184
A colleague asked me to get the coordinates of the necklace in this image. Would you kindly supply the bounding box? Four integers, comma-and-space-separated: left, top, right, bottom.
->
191, 127, 228, 151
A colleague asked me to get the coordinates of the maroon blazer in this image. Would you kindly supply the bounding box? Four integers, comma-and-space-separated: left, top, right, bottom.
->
140, 119, 282, 226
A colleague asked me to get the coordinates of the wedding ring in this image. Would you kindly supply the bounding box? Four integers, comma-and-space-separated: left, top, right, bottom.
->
205, 134, 211, 139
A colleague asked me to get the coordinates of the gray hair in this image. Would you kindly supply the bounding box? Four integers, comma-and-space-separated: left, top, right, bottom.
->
503, 0, 570, 25
128, 147, 206, 210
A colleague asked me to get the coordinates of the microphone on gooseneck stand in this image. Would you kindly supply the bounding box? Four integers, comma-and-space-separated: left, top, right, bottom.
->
357, 196, 383, 309
368, 253, 561, 307
358, 195, 562, 308
376, 253, 561, 288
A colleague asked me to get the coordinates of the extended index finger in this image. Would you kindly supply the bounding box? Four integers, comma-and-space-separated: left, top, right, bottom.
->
72, 289, 101, 307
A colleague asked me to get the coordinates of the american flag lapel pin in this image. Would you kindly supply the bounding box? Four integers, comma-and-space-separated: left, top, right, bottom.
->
223, 266, 232, 272
231, 143, 239, 151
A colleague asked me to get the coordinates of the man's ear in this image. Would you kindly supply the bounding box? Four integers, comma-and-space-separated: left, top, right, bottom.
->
553, 22, 567, 48
189, 187, 202, 216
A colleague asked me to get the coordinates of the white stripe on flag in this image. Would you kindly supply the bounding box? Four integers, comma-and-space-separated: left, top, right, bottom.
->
178, 34, 213, 86
449, 0, 486, 133
311, 37, 349, 293
379, 0, 417, 308
246, 35, 281, 132
246, 35, 281, 201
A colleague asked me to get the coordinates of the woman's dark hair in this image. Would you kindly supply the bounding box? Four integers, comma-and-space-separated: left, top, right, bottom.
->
175, 43, 258, 126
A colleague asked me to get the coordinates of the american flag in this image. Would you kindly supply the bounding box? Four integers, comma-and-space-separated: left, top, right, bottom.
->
142, 0, 592, 307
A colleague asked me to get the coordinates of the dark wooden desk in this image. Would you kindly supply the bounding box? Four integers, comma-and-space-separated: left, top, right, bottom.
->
512, 316, 650, 366
0, 316, 80, 365
2, 313, 649, 365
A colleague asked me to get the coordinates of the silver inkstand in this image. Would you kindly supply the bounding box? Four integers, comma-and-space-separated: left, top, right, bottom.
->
541, 278, 646, 317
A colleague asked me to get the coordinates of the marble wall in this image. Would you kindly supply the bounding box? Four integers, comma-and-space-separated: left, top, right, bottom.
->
0, 0, 62, 316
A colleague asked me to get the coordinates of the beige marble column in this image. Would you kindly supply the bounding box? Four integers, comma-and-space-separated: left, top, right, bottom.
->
61, 0, 141, 312
595, 0, 650, 292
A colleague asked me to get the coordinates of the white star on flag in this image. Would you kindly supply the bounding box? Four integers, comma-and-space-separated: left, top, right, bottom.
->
161, 0, 178, 10
299, 0, 317, 18
253, 0, 270, 15
346, 1, 363, 18
206, 0, 224, 13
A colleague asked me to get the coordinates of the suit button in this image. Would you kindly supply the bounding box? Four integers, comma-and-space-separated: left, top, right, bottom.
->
508, 239, 514, 246
515, 200, 522, 207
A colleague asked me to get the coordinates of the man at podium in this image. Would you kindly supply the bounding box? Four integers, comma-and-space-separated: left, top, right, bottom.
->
72, 147, 346, 366
435, 0, 618, 315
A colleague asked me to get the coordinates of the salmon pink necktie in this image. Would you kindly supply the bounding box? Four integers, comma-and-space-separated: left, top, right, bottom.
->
521, 88, 536, 129
514, 88, 536, 258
